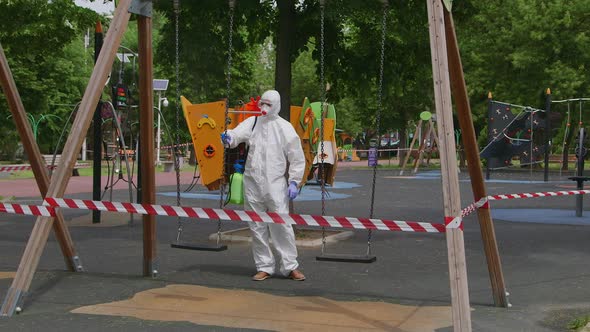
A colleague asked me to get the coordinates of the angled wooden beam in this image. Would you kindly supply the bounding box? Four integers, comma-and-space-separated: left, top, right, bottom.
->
443, 9, 508, 308
137, 14, 157, 277
399, 119, 422, 175
426, 0, 472, 330
0, 0, 132, 317
413, 120, 433, 173
0, 43, 81, 273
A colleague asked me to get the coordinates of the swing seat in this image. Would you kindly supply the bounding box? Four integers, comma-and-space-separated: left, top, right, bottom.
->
316, 253, 376, 263
170, 242, 228, 251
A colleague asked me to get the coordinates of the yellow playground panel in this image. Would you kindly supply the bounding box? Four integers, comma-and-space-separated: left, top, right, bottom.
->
182, 96, 338, 191
181, 97, 239, 190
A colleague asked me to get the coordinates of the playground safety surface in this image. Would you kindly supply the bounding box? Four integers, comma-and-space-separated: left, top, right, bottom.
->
1, 162, 590, 331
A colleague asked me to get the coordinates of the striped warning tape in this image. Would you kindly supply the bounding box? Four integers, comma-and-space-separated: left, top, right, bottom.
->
158, 145, 403, 153
460, 189, 590, 218
0, 203, 55, 217
337, 148, 409, 153
0, 163, 90, 173
0, 198, 450, 233
159, 142, 193, 150
3, 189, 585, 231
487, 190, 590, 200
0, 165, 36, 172
44, 198, 450, 232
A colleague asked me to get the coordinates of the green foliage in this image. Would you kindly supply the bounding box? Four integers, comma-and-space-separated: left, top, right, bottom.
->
153, 0, 275, 143
2, 0, 589, 160
567, 315, 590, 330
154, 0, 274, 104
0, 0, 99, 158
291, 40, 321, 105
316, 1, 433, 141
454, 0, 590, 134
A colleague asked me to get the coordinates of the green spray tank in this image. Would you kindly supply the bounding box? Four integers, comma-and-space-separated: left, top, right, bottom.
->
228, 161, 245, 205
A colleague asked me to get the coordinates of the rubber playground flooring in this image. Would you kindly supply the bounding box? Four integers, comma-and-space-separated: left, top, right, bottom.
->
1, 166, 590, 331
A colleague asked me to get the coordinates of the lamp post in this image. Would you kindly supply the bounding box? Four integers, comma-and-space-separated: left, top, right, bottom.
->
153, 79, 169, 165
155, 93, 168, 165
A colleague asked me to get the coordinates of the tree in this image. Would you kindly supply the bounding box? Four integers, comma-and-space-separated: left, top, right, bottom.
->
453, 0, 590, 135
315, 1, 433, 147
0, 0, 99, 158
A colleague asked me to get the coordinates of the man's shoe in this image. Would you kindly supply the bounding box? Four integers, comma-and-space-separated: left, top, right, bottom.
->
289, 269, 306, 281
252, 271, 271, 281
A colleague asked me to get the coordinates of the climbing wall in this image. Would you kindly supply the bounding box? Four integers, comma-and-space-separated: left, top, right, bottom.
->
481, 101, 546, 169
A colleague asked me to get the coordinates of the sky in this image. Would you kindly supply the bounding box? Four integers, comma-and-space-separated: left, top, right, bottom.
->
74, 0, 115, 15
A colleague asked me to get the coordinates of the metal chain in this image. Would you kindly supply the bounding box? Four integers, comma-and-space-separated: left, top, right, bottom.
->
173, 0, 183, 242
218, 0, 235, 243
319, 0, 327, 253
367, 2, 388, 255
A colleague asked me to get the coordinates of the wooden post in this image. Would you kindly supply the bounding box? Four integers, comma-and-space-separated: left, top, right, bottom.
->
413, 121, 432, 173
400, 119, 422, 175
426, 118, 440, 166
0, 0, 132, 317
426, 0, 472, 330
137, 15, 157, 277
444, 9, 508, 307
0, 43, 81, 273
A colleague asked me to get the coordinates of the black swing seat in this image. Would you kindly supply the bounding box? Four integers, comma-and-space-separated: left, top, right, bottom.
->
316, 253, 376, 263
170, 242, 228, 251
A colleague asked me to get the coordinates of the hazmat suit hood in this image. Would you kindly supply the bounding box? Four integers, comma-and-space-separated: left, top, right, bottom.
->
258, 90, 281, 120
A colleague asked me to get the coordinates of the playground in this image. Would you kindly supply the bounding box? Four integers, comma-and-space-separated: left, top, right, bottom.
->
1, 165, 590, 331
2, 1, 590, 331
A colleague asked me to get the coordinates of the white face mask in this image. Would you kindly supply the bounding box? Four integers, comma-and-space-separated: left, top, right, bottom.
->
259, 101, 272, 116
258, 90, 281, 117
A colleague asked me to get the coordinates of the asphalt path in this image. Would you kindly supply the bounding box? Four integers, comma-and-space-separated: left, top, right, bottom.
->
0, 165, 589, 331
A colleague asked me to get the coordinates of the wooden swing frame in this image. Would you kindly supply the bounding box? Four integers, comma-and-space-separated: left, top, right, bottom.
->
0, 2, 509, 331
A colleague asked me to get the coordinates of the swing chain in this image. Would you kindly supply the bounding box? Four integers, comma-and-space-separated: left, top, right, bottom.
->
217, 0, 236, 241
173, 0, 183, 239
367, 1, 388, 254
319, 0, 327, 251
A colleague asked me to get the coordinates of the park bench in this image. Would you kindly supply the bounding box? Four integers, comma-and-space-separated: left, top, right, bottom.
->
42, 154, 90, 176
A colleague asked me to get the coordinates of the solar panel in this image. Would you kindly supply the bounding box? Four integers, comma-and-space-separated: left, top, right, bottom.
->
153, 79, 169, 91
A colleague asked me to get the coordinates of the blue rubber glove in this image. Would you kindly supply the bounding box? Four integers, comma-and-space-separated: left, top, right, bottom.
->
288, 181, 298, 200
220, 132, 231, 146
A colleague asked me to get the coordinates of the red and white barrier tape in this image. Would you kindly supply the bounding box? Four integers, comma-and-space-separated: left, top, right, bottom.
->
0, 163, 90, 173
0, 165, 35, 172
337, 148, 409, 153
4, 189, 586, 231
0, 198, 450, 233
445, 216, 463, 230
0, 203, 55, 217
487, 190, 590, 201
460, 199, 488, 218
43, 198, 449, 232
159, 142, 193, 150
460, 189, 590, 218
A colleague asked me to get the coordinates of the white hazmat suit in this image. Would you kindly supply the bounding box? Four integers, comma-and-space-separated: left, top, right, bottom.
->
226, 90, 306, 277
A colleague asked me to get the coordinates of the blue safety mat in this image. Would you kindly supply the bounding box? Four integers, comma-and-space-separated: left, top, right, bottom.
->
410, 170, 569, 184
157, 182, 359, 201
303, 181, 362, 189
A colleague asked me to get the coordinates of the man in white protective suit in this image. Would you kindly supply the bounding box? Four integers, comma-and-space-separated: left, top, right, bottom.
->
222, 90, 307, 281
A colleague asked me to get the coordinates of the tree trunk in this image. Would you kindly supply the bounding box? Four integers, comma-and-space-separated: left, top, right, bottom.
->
275, 0, 295, 120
